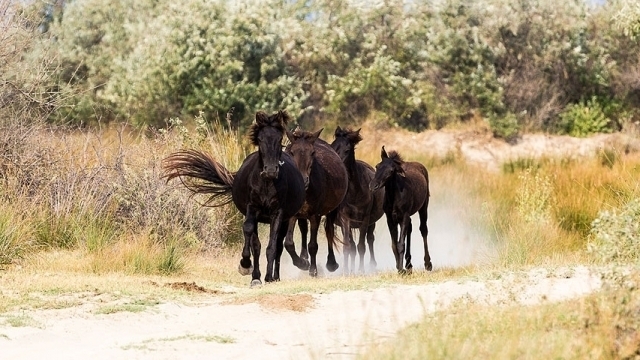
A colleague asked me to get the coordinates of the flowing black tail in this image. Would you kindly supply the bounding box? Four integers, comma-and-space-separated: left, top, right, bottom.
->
162, 149, 235, 207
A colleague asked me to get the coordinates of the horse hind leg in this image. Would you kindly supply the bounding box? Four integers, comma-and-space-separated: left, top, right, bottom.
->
419, 201, 432, 271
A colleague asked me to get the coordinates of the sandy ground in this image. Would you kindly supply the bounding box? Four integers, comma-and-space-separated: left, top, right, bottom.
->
0, 266, 601, 360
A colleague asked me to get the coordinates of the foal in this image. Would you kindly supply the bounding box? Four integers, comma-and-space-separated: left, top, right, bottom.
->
369, 146, 432, 273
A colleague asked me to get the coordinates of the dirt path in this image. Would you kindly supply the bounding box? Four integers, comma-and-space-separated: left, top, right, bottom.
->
0, 266, 600, 360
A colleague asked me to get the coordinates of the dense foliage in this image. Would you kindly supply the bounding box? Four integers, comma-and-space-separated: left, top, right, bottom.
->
3, 0, 640, 136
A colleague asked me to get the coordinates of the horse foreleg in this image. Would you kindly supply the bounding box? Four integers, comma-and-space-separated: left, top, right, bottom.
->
240, 207, 258, 280
341, 220, 351, 276
308, 215, 321, 277
387, 215, 401, 272
325, 212, 339, 273
357, 225, 367, 274
265, 210, 285, 283
419, 201, 432, 271
397, 215, 412, 274
298, 218, 309, 261
404, 220, 413, 274
274, 218, 289, 281
284, 217, 310, 270
366, 223, 377, 271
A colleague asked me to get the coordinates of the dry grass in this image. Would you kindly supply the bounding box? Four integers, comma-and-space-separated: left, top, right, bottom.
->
364, 269, 640, 360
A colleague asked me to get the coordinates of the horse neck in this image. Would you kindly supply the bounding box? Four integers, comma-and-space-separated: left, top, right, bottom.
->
384, 172, 405, 204
344, 151, 359, 177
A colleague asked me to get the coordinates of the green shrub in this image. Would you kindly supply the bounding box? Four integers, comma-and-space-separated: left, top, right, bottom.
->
557, 97, 616, 137
488, 112, 520, 142
588, 199, 640, 265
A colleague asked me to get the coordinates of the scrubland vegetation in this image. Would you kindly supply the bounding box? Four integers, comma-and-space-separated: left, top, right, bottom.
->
2, 0, 640, 358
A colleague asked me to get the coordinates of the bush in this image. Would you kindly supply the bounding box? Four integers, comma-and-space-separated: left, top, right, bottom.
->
557, 96, 617, 137
588, 199, 640, 265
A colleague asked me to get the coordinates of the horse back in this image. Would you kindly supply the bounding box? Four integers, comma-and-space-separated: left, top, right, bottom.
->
301, 140, 348, 217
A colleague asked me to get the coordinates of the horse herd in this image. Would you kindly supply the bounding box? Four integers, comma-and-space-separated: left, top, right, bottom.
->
162, 110, 432, 287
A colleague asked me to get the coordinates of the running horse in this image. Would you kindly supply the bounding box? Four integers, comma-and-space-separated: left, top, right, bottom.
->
369, 146, 432, 274
330, 126, 384, 274
284, 127, 348, 276
162, 111, 306, 286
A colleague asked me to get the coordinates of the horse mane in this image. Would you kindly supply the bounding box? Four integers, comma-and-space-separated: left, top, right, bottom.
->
335, 127, 362, 145
248, 110, 290, 146
291, 127, 317, 141
387, 150, 404, 164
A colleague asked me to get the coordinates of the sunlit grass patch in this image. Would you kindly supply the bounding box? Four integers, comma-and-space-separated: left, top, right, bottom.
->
95, 298, 161, 315
3, 313, 40, 328
364, 269, 640, 360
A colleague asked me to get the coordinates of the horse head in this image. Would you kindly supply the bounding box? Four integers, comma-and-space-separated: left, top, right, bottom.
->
286, 127, 323, 189
370, 146, 405, 191
250, 110, 289, 179
331, 126, 362, 163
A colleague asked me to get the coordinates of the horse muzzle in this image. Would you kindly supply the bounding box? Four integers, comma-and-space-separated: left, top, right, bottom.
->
260, 165, 279, 179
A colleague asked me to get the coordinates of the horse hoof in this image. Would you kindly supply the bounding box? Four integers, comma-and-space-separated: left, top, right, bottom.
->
326, 261, 339, 273
295, 259, 310, 271
309, 267, 318, 277
398, 268, 412, 276
250, 279, 262, 288
425, 262, 433, 271
238, 264, 253, 276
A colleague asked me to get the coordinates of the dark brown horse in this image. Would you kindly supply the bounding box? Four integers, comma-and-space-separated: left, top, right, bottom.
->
162, 111, 306, 286
284, 128, 348, 276
330, 126, 384, 274
369, 146, 432, 273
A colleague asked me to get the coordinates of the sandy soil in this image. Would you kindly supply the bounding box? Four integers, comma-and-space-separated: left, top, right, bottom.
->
0, 266, 600, 360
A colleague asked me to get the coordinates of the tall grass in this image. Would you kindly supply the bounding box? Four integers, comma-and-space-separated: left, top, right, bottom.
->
0, 112, 246, 274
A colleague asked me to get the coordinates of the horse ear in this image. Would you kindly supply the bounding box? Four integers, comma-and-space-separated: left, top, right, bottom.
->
312, 128, 323, 140
277, 110, 289, 125
381, 146, 388, 159
255, 111, 268, 125
335, 126, 342, 135
398, 168, 406, 177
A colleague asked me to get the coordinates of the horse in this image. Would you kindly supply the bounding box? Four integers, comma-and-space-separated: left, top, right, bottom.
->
162, 111, 306, 287
284, 127, 348, 277
369, 146, 432, 274
330, 126, 384, 274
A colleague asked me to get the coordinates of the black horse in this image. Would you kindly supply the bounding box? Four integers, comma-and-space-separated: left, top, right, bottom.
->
162, 111, 306, 286
284, 128, 348, 276
330, 126, 384, 274
369, 146, 432, 274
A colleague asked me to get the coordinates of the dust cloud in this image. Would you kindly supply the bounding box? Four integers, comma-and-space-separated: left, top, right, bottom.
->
274, 174, 497, 279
